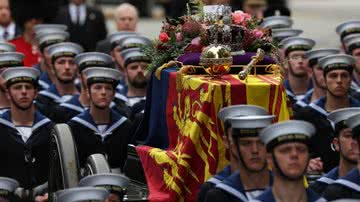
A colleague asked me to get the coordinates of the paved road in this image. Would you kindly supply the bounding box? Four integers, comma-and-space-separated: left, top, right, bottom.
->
106, 0, 360, 48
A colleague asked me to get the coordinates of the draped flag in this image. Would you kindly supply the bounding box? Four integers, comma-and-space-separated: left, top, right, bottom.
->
136, 68, 291, 202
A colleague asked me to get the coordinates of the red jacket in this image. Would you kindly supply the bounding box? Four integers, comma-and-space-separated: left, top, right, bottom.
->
10, 36, 40, 67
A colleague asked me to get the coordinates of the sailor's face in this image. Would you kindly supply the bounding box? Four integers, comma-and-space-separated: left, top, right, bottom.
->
235, 136, 267, 172
112, 46, 124, 72
312, 64, 326, 89
352, 48, 360, 73
0, 68, 6, 91
7, 82, 37, 109
53, 56, 78, 83
105, 193, 121, 202
126, 62, 149, 89
0, 0, 11, 27
287, 51, 309, 77
43, 46, 53, 72
335, 128, 359, 164
325, 69, 351, 98
272, 142, 309, 179
89, 83, 114, 109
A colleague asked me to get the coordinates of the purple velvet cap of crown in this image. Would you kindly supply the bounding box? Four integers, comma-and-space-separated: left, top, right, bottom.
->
177, 52, 276, 65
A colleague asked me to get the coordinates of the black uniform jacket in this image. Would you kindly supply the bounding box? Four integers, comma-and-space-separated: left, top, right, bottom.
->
67, 109, 132, 170
0, 111, 53, 189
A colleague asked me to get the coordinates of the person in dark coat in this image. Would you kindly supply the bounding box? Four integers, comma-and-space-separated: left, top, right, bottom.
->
203, 106, 274, 202
0, 67, 53, 200
254, 120, 326, 202
322, 112, 360, 200
67, 67, 132, 171
295, 54, 360, 173
53, 0, 107, 51
310, 107, 360, 195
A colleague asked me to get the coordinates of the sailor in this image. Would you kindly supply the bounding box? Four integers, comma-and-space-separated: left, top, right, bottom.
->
54, 187, 109, 202
272, 28, 303, 42
33, 24, 69, 90
35, 42, 83, 118
49, 51, 118, 123
67, 67, 132, 172
310, 107, 360, 194
293, 48, 340, 113
197, 105, 270, 202
322, 112, 360, 200
203, 107, 274, 202
79, 173, 130, 202
295, 54, 360, 173
253, 120, 326, 202
0, 177, 19, 202
281, 36, 315, 105
343, 33, 360, 98
0, 52, 24, 115
0, 67, 53, 198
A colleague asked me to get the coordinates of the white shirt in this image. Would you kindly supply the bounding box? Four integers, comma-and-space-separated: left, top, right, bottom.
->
127, 96, 146, 107
16, 126, 32, 143
69, 3, 86, 25
0, 22, 15, 41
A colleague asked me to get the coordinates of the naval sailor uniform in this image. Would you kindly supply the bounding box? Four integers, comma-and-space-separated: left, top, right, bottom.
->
67, 109, 132, 170
36, 83, 78, 118
252, 187, 326, 202
309, 166, 339, 195
292, 89, 314, 113
38, 71, 52, 91
284, 79, 313, 106
197, 165, 232, 202
0, 110, 53, 189
204, 171, 273, 202
322, 168, 360, 200
294, 96, 360, 172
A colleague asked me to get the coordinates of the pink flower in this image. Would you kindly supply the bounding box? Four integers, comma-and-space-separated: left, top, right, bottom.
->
253, 29, 264, 39
232, 10, 252, 25
191, 37, 201, 46
159, 32, 169, 43
176, 32, 183, 42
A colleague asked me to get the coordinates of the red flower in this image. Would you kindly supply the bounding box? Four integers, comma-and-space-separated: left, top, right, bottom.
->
159, 32, 169, 43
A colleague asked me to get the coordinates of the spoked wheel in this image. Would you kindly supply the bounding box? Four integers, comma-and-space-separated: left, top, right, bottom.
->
83, 153, 111, 176
48, 124, 80, 200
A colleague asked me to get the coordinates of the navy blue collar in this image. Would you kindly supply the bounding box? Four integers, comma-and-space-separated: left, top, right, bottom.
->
295, 89, 314, 107
255, 188, 325, 202
334, 168, 360, 192
38, 84, 61, 100
317, 166, 339, 185
60, 94, 85, 112
309, 96, 360, 117
207, 165, 232, 185
70, 109, 127, 137
284, 79, 313, 100
0, 110, 51, 132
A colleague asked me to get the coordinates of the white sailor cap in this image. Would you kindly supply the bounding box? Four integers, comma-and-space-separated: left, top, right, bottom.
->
121, 48, 151, 67
108, 31, 138, 49
120, 35, 152, 50
74, 52, 113, 72
79, 173, 130, 195
1, 67, 40, 87
280, 36, 315, 56
345, 113, 360, 139
261, 16, 293, 29
229, 115, 275, 137
83, 67, 121, 87
0, 52, 24, 68
0, 42, 16, 52
343, 33, 360, 53
318, 54, 355, 75
218, 104, 269, 122
272, 28, 303, 42
0, 177, 19, 198
47, 42, 84, 63
260, 120, 315, 151
34, 24, 67, 35
55, 187, 109, 202
36, 31, 69, 51
305, 48, 340, 67
336, 20, 360, 40
327, 107, 360, 136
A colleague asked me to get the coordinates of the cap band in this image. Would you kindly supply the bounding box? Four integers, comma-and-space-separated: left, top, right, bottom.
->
79, 61, 110, 72
39, 39, 64, 52
266, 133, 310, 151
6, 77, 38, 88
285, 45, 311, 56
232, 128, 260, 137
324, 63, 353, 75
0, 61, 23, 68
52, 52, 77, 63
125, 56, 150, 67
341, 28, 360, 39
87, 77, 118, 87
